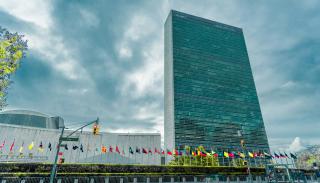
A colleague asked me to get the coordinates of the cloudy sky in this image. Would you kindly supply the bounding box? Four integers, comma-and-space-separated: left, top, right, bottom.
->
0, 0, 319, 152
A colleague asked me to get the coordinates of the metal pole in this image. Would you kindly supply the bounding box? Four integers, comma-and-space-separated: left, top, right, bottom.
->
49, 118, 98, 183
49, 126, 65, 183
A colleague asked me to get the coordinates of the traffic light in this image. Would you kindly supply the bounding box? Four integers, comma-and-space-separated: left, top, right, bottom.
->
93, 123, 99, 135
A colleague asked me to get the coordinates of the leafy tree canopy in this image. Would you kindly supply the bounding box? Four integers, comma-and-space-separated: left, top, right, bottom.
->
0, 27, 28, 109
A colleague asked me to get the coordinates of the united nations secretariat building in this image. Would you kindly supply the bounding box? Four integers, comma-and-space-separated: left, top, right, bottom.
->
0, 110, 161, 165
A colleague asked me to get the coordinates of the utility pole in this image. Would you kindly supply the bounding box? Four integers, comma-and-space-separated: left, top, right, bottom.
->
49, 118, 99, 183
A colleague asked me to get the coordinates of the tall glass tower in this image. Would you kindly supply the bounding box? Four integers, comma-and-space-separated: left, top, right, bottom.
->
164, 10, 269, 153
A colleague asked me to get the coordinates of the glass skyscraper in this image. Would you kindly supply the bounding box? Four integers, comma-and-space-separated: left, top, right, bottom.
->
164, 10, 269, 153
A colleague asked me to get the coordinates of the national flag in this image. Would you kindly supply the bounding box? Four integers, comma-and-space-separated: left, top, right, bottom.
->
290, 153, 297, 159
102, 146, 107, 153
0, 140, 5, 149
136, 147, 140, 153
64, 144, 68, 150
224, 151, 229, 158
148, 148, 152, 154
192, 151, 196, 156
239, 152, 246, 158
253, 152, 258, 158
201, 152, 207, 157
161, 149, 165, 155
284, 152, 289, 158
154, 148, 160, 154
228, 152, 234, 158
10, 140, 15, 152
211, 151, 218, 157
248, 152, 254, 158
19, 142, 24, 153
109, 146, 113, 152
142, 148, 148, 154
218, 152, 223, 157
28, 141, 34, 150
73, 145, 79, 150
279, 153, 286, 158
264, 152, 272, 159
58, 152, 63, 156
174, 149, 178, 156
116, 146, 120, 154
274, 152, 280, 158
129, 147, 134, 154
38, 141, 44, 152
185, 148, 190, 156
48, 142, 52, 151
80, 144, 83, 152
167, 149, 172, 155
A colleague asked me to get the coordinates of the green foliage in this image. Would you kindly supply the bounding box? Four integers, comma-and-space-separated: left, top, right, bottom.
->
169, 155, 220, 167
0, 26, 28, 109
0, 163, 267, 177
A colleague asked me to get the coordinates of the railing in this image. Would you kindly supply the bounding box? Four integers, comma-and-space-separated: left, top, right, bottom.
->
0, 175, 319, 183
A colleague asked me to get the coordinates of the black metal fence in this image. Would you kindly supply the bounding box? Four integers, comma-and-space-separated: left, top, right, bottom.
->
0, 174, 319, 183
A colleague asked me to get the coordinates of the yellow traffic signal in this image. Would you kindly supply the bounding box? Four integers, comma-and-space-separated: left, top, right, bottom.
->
93, 124, 99, 135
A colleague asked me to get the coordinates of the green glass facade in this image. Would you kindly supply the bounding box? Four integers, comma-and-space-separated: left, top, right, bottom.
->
164, 10, 269, 152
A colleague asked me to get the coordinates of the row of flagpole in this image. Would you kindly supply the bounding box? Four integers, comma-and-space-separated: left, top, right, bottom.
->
1, 139, 298, 167
0, 139, 298, 159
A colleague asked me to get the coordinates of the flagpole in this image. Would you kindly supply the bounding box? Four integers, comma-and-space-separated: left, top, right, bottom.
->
92, 142, 96, 163
85, 135, 89, 162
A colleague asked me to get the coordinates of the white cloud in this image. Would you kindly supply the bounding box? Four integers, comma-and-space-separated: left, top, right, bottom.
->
0, 0, 91, 81
288, 137, 305, 152
0, 0, 53, 29
27, 32, 85, 80
281, 81, 297, 89
79, 8, 100, 27
118, 43, 132, 59
121, 40, 163, 98
116, 14, 157, 60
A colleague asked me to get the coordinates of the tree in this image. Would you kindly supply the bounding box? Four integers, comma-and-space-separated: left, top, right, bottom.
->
168, 145, 219, 167
0, 27, 28, 109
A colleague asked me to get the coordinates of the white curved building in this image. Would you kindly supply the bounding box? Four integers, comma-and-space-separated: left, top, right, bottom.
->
0, 110, 63, 129
0, 110, 161, 165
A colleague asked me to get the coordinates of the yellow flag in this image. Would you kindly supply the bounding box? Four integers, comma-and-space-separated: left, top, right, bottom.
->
248, 152, 254, 158
19, 146, 23, 153
28, 142, 34, 150
240, 152, 245, 158
224, 151, 229, 158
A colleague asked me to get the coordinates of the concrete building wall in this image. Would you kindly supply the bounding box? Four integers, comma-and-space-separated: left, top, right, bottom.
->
0, 124, 161, 165
164, 10, 175, 155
